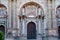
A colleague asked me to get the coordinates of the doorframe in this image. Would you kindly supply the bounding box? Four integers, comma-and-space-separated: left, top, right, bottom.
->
0, 24, 6, 38
26, 21, 37, 39
58, 25, 60, 38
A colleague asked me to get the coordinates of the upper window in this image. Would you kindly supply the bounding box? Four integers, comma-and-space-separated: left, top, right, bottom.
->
0, 4, 7, 17
57, 8, 60, 18
0, 9, 4, 16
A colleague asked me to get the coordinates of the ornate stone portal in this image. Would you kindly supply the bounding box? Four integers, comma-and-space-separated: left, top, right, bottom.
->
0, 4, 7, 39
18, 2, 45, 39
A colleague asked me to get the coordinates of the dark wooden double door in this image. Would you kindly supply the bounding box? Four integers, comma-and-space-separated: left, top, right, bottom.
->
58, 26, 60, 38
0, 25, 5, 34
27, 22, 36, 39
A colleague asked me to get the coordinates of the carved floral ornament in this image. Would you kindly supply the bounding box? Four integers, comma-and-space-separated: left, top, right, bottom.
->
18, 2, 45, 19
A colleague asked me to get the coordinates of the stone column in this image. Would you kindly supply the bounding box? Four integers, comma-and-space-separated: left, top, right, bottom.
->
38, 8, 42, 34
22, 19, 25, 34
11, 0, 13, 28
52, 0, 57, 28
46, 0, 52, 40
14, 0, 18, 29
21, 8, 26, 34
52, 0, 58, 38
38, 19, 42, 34
16, 0, 20, 36
47, 0, 52, 28
17, 17, 20, 35
8, 0, 12, 28
37, 7, 43, 39
12, 0, 17, 28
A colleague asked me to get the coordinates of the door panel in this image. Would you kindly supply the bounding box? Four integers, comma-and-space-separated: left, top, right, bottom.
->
0, 25, 5, 34
58, 26, 60, 38
27, 22, 36, 39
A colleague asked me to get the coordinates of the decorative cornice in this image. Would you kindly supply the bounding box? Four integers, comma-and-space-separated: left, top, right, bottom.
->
23, 2, 40, 8
0, 4, 7, 9
18, 15, 27, 20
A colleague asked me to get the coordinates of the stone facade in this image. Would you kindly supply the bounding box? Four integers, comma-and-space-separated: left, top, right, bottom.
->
0, 0, 60, 40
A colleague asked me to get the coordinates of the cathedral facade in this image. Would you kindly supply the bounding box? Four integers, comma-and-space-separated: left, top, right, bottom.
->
0, 0, 60, 40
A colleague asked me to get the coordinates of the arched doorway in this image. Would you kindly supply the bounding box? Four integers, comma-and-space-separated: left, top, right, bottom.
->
27, 22, 36, 39
0, 25, 5, 34
58, 26, 60, 39
0, 4, 7, 35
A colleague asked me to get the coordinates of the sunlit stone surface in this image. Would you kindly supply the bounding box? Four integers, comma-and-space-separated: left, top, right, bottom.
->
0, 0, 60, 40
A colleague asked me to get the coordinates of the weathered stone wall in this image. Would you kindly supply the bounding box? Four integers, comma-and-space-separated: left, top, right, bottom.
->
0, 0, 60, 40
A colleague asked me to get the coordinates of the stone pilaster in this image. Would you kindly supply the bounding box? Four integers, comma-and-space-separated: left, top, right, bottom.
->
52, 0, 57, 28
47, 0, 52, 28
22, 19, 25, 34
46, 0, 52, 39
52, 0, 58, 37
8, 0, 12, 28
13, 0, 15, 28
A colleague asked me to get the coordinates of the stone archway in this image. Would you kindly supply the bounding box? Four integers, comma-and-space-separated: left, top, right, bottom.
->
27, 22, 36, 39
0, 25, 5, 34
56, 5, 60, 39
